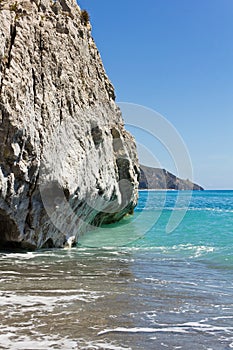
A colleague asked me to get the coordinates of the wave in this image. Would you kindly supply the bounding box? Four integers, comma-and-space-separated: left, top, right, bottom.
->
98, 321, 233, 336
188, 207, 233, 213
136, 206, 233, 213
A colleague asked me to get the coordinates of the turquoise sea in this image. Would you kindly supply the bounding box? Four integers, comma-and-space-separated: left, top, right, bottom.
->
1, 190, 233, 349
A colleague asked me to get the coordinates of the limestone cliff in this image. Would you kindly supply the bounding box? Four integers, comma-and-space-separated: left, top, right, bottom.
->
139, 165, 204, 191
0, 0, 139, 249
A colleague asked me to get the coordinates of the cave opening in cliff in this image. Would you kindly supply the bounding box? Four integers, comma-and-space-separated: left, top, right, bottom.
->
0, 209, 21, 250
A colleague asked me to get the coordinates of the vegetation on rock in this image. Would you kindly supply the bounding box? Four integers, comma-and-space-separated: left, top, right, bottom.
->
80, 9, 89, 26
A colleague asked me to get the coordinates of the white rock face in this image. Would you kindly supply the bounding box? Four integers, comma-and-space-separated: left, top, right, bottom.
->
0, 0, 139, 249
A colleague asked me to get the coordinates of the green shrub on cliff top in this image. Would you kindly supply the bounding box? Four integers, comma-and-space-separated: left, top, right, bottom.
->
80, 9, 89, 26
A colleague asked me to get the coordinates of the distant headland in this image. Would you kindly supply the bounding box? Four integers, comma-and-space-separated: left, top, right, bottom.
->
139, 165, 204, 190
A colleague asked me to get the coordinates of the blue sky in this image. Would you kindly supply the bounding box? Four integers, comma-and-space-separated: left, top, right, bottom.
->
79, 0, 233, 189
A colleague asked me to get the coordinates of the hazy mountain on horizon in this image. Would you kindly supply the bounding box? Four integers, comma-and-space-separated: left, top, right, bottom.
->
139, 164, 204, 190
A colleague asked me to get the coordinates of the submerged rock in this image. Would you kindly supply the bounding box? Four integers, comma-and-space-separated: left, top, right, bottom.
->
0, 0, 139, 249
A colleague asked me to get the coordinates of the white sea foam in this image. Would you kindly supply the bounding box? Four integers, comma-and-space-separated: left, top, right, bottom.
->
0, 329, 132, 350
0, 252, 52, 260
212, 315, 233, 321
0, 289, 102, 312
0, 331, 77, 350
98, 327, 188, 335
0, 322, 132, 350
98, 321, 233, 336
136, 206, 233, 214
0, 271, 21, 274
77, 341, 132, 350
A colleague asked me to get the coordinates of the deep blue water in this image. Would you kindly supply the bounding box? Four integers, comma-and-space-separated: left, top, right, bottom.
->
0, 190, 233, 349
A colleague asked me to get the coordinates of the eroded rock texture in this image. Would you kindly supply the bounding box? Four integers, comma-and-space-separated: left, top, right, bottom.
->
0, 0, 139, 249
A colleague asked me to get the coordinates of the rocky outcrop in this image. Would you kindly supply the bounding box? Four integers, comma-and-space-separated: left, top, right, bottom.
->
139, 165, 204, 190
0, 0, 139, 249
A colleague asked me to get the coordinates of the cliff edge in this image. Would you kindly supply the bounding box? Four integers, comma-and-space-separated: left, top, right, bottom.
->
0, 0, 139, 249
